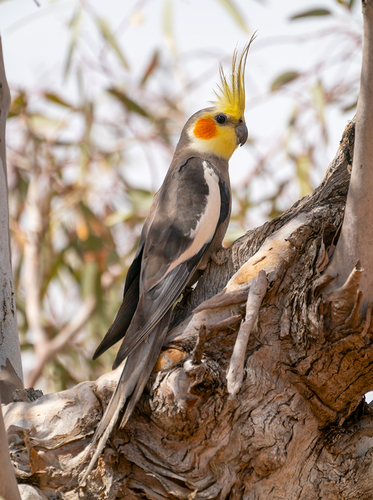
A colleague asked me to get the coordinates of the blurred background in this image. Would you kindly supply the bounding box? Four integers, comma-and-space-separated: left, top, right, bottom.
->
0, 0, 361, 393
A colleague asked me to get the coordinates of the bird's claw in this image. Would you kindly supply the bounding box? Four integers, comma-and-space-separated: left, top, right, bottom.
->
211, 248, 228, 266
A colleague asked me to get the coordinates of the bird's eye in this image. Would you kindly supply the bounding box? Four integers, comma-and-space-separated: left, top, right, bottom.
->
215, 114, 226, 124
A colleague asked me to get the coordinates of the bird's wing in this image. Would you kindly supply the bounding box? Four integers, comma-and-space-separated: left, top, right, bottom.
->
112, 156, 230, 368
81, 158, 230, 483
92, 192, 160, 360
92, 246, 143, 360
93, 157, 230, 365
141, 157, 229, 292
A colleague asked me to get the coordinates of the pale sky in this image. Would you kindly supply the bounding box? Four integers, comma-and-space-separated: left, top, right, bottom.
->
0, 0, 361, 167
0, 1, 362, 205
1, 2, 362, 230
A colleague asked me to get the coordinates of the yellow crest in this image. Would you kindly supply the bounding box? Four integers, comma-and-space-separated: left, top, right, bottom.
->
213, 34, 256, 119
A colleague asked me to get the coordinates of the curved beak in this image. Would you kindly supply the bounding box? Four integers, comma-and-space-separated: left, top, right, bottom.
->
235, 121, 248, 147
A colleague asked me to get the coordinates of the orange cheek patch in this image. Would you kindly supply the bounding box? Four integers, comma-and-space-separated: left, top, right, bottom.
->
193, 117, 218, 140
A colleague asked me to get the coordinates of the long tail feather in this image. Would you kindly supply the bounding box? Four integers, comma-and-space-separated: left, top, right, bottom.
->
80, 310, 171, 483
93, 277, 139, 360
119, 310, 171, 429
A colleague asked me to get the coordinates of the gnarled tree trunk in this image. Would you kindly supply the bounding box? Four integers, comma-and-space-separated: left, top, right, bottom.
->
4, 118, 373, 500
4, 2, 373, 499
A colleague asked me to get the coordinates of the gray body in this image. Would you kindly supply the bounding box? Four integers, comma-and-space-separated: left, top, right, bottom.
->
81, 106, 247, 482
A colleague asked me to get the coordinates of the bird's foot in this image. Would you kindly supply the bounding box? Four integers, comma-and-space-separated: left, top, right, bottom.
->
211, 247, 228, 266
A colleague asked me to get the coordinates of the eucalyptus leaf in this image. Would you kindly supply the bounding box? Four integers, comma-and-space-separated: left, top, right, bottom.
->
44, 93, 74, 109
163, 0, 176, 54
290, 8, 331, 21
96, 16, 129, 69
215, 0, 249, 32
271, 71, 300, 91
108, 88, 150, 118
141, 50, 160, 86
63, 7, 82, 79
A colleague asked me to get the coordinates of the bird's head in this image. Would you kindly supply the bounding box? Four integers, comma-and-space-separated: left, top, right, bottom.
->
181, 37, 255, 161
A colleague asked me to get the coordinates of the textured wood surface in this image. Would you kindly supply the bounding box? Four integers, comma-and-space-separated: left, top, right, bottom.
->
5, 119, 373, 499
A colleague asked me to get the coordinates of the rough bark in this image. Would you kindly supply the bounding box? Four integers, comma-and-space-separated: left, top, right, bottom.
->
4, 118, 373, 500
0, 393, 21, 500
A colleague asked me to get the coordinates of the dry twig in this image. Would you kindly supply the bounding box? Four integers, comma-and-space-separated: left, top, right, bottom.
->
227, 269, 268, 396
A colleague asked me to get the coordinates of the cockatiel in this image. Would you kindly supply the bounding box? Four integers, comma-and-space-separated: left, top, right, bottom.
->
81, 39, 253, 481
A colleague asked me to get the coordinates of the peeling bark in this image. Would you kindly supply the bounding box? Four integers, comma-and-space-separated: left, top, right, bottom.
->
0, 391, 21, 500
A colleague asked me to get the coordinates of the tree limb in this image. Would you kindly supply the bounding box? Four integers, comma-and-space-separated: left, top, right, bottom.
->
0, 35, 23, 403
3, 118, 371, 500
227, 269, 268, 396
325, 0, 373, 309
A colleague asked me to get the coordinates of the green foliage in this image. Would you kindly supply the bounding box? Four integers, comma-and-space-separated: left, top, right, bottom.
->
336, 0, 356, 11
216, 0, 249, 33
107, 88, 150, 118
64, 6, 82, 79
271, 71, 300, 92
6, 77, 159, 390
96, 16, 129, 69
290, 8, 332, 21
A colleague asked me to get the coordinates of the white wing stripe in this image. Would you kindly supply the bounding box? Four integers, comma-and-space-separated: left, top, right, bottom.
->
166, 161, 221, 274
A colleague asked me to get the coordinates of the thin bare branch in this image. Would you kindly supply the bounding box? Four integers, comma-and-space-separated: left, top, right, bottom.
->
191, 325, 207, 365
23, 173, 47, 353
26, 295, 96, 387
227, 269, 268, 396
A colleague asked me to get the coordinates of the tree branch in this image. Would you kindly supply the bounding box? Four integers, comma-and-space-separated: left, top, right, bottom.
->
227, 269, 268, 396
0, 35, 23, 403
23, 172, 48, 356
325, 0, 373, 309
4, 116, 373, 497
26, 295, 97, 387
